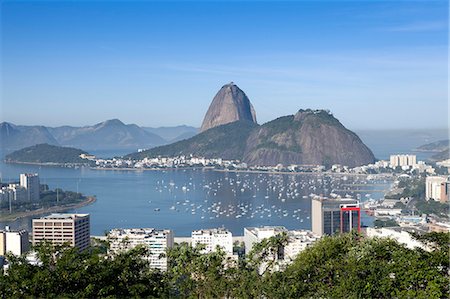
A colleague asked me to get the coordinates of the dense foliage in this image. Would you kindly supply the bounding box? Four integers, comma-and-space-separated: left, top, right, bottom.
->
5, 143, 91, 164
1, 232, 448, 298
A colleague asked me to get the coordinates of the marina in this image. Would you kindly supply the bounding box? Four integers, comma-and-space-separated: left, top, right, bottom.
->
0, 161, 392, 235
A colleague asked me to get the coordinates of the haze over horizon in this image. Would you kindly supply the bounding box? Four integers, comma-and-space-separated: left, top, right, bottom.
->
1, 1, 448, 130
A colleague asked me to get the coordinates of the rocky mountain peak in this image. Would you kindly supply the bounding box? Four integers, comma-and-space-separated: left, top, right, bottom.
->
200, 83, 257, 132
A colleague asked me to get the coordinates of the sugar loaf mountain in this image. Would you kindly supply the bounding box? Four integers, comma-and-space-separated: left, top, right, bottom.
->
128, 83, 375, 167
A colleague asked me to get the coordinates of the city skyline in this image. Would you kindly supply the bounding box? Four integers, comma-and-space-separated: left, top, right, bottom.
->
1, 1, 448, 130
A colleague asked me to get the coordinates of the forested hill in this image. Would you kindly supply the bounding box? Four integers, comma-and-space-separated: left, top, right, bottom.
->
5, 143, 91, 164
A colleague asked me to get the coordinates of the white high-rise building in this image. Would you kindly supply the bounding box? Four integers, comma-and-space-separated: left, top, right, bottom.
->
108, 228, 174, 271
425, 176, 447, 201
389, 154, 417, 168
191, 228, 233, 254
20, 173, 40, 202
0, 227, 29, 256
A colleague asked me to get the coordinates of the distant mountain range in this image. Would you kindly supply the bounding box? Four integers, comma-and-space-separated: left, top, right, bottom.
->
0, 120, 198, 154
143, 125, 198, 143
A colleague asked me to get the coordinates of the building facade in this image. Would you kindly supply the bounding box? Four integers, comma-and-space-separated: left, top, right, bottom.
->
32, 214, 90, 251
0, 227, 29, 256
108, 228, 174, 271
191, 228, 233, 254
20, 173, 40, 202
312, 197, 360, 236
389, 154, 417, 168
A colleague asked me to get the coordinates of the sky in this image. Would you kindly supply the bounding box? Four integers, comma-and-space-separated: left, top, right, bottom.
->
1, 0, 448, 130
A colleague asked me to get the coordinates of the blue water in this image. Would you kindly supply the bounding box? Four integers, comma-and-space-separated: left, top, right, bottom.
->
0, 162, 387, 236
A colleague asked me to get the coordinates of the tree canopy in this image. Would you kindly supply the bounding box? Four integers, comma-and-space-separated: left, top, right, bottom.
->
0, 232, 448, 298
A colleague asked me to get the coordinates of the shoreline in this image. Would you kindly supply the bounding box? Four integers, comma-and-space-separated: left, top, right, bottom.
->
0, 196, 96, 222
4, 160, 89, 167
5, 161, 391, 178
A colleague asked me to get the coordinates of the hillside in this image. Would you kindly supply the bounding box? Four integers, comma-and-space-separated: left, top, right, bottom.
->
127, 109, 375, 168
416, 139, 449, 152
0, 122, 59, 153
126, 121, 258, 160
431, 149, 450, 161
48, 119, 166, 150
243, 109, 375, 167
5, 143, 91, 164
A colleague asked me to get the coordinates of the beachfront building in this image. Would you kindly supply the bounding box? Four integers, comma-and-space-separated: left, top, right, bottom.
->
191, 228, 233, 254
108, 228, 174, 271
20, 173, 40, 202
32, 214, 90, 251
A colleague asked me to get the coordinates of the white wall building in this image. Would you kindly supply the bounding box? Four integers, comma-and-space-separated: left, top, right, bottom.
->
108, 228, 174, 271
20, 173, 40, 202
0, 227, 29, 256
283, 230, 320, 262
366, 227, 430, 251
191, 228, 233, 254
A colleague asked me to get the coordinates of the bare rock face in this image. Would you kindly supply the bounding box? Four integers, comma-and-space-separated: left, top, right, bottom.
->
200, 83, 257, 132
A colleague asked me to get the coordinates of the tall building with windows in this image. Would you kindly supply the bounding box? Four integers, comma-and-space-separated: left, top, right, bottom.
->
108, 228, 174, 271
191, 228, 233, 254
32, 214, 90, 251
20, 173, 40, 202
389, 154, 417, 168
312, 197, 360, 236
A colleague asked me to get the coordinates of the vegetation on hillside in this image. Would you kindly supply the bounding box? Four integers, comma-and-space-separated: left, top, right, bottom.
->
5, 143, 91, 164
126, 121, 258, 160
1, 232, 448, 298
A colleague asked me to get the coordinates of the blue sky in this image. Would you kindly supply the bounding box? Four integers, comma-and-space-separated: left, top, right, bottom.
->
1, 0, 448, 129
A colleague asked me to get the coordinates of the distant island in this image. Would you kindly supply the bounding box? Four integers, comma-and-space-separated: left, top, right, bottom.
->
4, 143, 95, 166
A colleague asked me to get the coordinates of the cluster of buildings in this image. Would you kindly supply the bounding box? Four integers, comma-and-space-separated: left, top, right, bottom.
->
93, 155, 247, 170
0, 174, 40, 209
